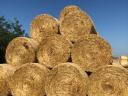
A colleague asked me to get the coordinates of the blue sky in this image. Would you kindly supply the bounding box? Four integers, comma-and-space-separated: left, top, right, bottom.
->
0, 0, 128, 56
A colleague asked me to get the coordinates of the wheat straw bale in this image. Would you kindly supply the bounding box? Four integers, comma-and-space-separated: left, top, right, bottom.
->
88, 65, 128, 96
6, 37, 38, 66
71, 35, 112, 72
119, 56, 128, 68
30, 14, 59, 43
60, 11, 97, 43
0, 64, 15, 96
37, 34, 72, 69
120, 59, 128, 68
45, 63, 88, 96
8, 63, 49, 96
60, 5, 81, 22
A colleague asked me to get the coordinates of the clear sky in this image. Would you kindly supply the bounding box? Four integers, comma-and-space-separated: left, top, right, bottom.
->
0, 0, 128, 56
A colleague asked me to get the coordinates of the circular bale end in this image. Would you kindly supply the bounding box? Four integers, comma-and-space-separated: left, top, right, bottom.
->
6, 37, 38, 66
88, 65, 128, 96
60, 5, 81, 22
71, 34, 113, 72
60, 11, 97, 43
30, 14, 59, 43
8, 63, 49, 96
0, 64, 15, 96
45, 63, 88, 96
37, 34, 72, 69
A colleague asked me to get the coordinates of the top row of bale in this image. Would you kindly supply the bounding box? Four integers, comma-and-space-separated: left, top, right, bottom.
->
30, 5, 97, 44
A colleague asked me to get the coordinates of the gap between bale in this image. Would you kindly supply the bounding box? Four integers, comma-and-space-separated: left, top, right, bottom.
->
30, 14, 59, 44
88, 65, 128, 96
0, 64, 15, 96
60, 10, 97, 43
8, 63, 49, 96
71, 34, 113, 72
5, 37, 38, 67
45, 63, 89, 96
37, 34, 72, 69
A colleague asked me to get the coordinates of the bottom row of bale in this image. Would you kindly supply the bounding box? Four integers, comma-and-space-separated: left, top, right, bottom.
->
0, 62, 128, 96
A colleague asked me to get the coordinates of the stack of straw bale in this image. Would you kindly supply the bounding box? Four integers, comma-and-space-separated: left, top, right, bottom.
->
1, 5, 126, 96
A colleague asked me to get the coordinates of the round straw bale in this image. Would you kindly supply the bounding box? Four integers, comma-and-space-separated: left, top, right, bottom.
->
0, 64, 15, 96
8, 63, 49, 96
6, 37, 38, 66
37, 34, 72, 69
119, 56, 128, 68
45, 63, 88, 96
71, 34, 112, 72
60, 11, 97, 43
60, 5, 81, 22
88, 65, 128, 96
30, 14, 59, 43
120, 59, 128, 68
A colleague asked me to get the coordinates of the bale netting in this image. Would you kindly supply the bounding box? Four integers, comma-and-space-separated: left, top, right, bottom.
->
45, 63, 88, 96
37, 34, 72, 69
6, 37, 38, 66
71, 34, 113, 72
30, 14, 59, 43
8, 63, 49, 96
60, 10, 97, 43
88, 65, 128, 96
0, 64, 15, 96
60, 5, 81, 22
